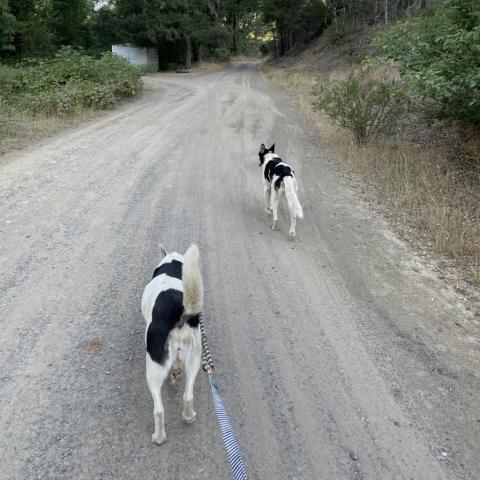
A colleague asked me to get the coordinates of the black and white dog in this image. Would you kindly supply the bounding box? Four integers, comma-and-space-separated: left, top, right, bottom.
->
259, 143, 303, 237
141, 244, 203, 445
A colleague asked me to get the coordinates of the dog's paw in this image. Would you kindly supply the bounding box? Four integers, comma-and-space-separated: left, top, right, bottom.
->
289, 231, 296, 238
265, 208, 273, 216
182, 400, 196, 424
152, 431, 167, 445
182, 410, 197, 424
271, 221, 279, 230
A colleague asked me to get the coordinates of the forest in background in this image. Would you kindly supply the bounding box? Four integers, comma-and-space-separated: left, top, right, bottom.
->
0, 0, 333, 68
2, 1, 473, 62
1, 1, 478, 134
1, 1, 478, 122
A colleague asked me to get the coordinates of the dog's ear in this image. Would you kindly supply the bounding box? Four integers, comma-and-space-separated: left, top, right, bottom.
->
269, 143, 275, 153
259, 143, 266, 154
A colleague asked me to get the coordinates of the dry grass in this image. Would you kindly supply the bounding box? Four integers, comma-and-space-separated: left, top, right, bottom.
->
0, 109, 98, 157
193, 61, 230, 73
262, 64, 480, 292
347, 142, 480, 264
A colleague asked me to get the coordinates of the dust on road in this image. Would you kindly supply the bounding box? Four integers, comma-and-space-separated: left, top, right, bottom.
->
0, 63, 478, 479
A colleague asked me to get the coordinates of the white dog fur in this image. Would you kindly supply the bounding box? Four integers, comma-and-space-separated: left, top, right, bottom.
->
141, 244, 203, 445
258, 143, 303, 237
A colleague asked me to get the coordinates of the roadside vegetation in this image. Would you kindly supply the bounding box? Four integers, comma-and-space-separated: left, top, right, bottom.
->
4, 49, 141, 115
262, 0, 480, 298
0, 49, 142, 155
0, 1, 265, 154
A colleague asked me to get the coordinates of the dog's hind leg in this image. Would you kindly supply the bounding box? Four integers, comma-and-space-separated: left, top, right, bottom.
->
270, 188, 280, 230
289, 212, 297, 238
182, 338, 201, 424
264, 180, 272, 215
146, 354, 170, 445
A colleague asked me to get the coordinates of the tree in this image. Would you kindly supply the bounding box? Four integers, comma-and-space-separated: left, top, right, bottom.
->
143, 0, 211, 69
50, 0, 93, 47
372, 0, 480, 125
0, 0, 16, 51
263, 0, 327, 57
114, 0, 149, 46
223, 0, 259, 54
92, 4, 123, 51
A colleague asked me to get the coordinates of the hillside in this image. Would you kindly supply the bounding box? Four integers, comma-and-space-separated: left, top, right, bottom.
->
263, 24, 480, 319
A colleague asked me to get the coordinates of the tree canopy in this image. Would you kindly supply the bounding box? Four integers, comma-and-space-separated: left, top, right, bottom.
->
0, 0, 479, 127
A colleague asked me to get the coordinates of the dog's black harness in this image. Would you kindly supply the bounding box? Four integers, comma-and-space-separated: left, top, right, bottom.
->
264, 157, 294, 190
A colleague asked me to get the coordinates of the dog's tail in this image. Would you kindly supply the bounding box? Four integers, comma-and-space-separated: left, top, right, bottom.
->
284, 176, 303, 219
182, 244, 203, 315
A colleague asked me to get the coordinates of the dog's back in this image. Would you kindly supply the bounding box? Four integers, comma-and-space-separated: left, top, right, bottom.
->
142, 251, 185, 364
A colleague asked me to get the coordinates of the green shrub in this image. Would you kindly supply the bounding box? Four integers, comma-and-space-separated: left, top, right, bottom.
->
0, 0, 16, 51
0, 64, 16, 90
162, 62, 184, 72
312, 74, 407, 145
213, 47, 230, 62
325, 23, 346, 44
372, 0, 480, 126
1, 48, 142, 116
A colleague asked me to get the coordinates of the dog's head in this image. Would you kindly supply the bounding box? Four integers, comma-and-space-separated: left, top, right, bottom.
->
258, 143, 275, 166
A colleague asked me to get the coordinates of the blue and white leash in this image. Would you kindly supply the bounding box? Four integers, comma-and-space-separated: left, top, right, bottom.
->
199, 316, 248, 480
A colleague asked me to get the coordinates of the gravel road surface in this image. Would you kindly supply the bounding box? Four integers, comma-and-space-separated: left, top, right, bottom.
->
0, 63, 479, 480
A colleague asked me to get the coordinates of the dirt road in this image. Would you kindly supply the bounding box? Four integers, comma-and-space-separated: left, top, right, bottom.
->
0, 63, 478, 480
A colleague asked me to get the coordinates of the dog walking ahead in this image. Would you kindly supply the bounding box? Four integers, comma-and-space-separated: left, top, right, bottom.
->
258, 143, 303, 237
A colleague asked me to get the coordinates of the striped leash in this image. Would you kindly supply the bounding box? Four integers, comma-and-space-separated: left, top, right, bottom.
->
199, 315, 248, 480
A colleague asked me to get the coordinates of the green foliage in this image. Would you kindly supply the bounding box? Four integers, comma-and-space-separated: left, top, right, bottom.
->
0, 62, 16, 89
213, 47, 230, 62
312, 74, 407, 145
325, 23, 346, 44
161, 62, 184, 71
50, 0, 92, 47
262, 0, 327, 56
113, 0, 236, 68
4, 0, 92, 55
0, 0, 16, 51
372, 0, 480, 126
1, 0, 260, 67
1, 48, 142, 116
223, 0, 261, 54
199, 23, 231, 54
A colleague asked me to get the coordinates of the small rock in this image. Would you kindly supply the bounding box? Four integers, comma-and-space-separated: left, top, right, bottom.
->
349, 450, 358, 461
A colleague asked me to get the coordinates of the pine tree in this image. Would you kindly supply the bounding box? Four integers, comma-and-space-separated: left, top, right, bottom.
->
0, 0, 16, 51
50, 0, 92, 46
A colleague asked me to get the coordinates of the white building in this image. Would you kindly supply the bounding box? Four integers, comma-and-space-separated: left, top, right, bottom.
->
112, 44, 158, 71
